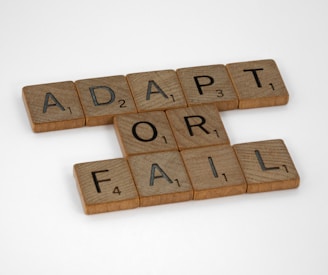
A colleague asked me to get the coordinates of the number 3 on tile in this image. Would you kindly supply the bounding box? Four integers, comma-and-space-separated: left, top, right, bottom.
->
113, 186, 121, 195
216, 89, 224, 97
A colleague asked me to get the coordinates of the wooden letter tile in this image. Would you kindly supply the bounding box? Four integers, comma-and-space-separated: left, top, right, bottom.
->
126, 70, 187, 112
226, 59, 289, 109
128, 151, 193, 207
177, 64, 238, 110
166, 104, 230, 150
181, 145, 246, 200
74, 158, 139, 214
75, 76, 137, 126
22, 81, 85, 132
233, 139, 300, 193
114, 111, 178, 156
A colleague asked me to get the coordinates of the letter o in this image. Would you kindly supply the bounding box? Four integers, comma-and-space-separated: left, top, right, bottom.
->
132, 121, 158, 142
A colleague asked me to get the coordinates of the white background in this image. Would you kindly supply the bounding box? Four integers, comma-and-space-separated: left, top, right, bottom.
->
1, 0, 327, 274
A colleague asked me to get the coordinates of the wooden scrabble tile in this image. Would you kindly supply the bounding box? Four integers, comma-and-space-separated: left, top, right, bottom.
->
166, 104, 230, 151
22, 81, 85, 132
126, 70, 187, 112
74, 158, 139, 214
75, 75, 137, 126
181, 145, 246, 200
233, 139, 300, 193
128, 151, 193, 206
114, 111, 178, 156
177, 64, 238, 110
226, 59, 289, 109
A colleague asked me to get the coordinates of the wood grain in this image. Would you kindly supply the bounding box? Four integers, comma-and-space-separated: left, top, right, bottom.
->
22, 81, 85, 132
74, 158, 139, 214
233, 139, 300, 193
75, 75, 137, 126
166, 104, 230, 150
181, 145, 246, 200
114, 111, 178, 156
177, 64, 238, 110
126, 70, 187, 112
128, 151, 193, 206
226, 59, 289, 109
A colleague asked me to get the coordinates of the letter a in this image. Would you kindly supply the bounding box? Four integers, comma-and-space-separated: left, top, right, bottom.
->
149, 163, 173, 186
43, 92, 65, 113
146, 80, 169, 100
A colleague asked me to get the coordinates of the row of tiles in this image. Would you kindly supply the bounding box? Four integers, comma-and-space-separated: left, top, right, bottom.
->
22, 59, 289, 132
114, 104, 229, 156
74, 139, 300, 214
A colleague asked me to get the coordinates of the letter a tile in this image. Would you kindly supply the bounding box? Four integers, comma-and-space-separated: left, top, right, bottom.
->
22, 81, 85, 132
233, 139, 300, 193
74, 158, 139, 214
128, 151, 193, 207
75, 76, 137, 126
166, 104, 230, 150
226, 59, 289, 109
181, 145, 246, 200
126, 70, 187, 112
177, 64, 238, 110
114, 111, 178, 156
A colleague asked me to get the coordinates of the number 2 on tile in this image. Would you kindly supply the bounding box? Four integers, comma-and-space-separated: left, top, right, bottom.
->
118, 99, 127, 108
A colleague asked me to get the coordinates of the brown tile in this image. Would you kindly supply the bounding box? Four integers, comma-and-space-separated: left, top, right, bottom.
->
233, 139, 300, 193
75, 75, 137, 126
22, 81, 85, 132
166, 104, 230, 150
114, 111, 178, 156
126, 70, 187, 112
177, 64, 238, 110
226, 59, 289, 109
74, 158, 139, 214
181, 145, 246, 200
128, 151, 193, 206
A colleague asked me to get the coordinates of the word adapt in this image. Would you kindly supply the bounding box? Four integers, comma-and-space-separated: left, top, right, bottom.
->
22, 59, 300, 214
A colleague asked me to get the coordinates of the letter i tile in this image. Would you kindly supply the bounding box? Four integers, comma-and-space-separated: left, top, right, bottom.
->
22, 81, 85, 132
75, 76, 137, 126
74, 158, 139, 214
128, 151, 193, 207
233, 139, 300, 193
181, 145, 246, 200
226, 59, 289, 109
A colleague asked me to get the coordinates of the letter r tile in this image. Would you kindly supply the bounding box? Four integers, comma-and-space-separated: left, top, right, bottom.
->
226, 59, 289, 109
166, 104, 230, 150
126, 70, 187, 112
74, 158, 139, 214
128, 151, 193, 207
22, 81, 85, 132
75, 76, 137, 126
113, 111, 178, 156
233, 139, 300, 193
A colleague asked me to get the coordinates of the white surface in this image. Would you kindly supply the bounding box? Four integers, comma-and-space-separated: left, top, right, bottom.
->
1, 0, 327, 274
